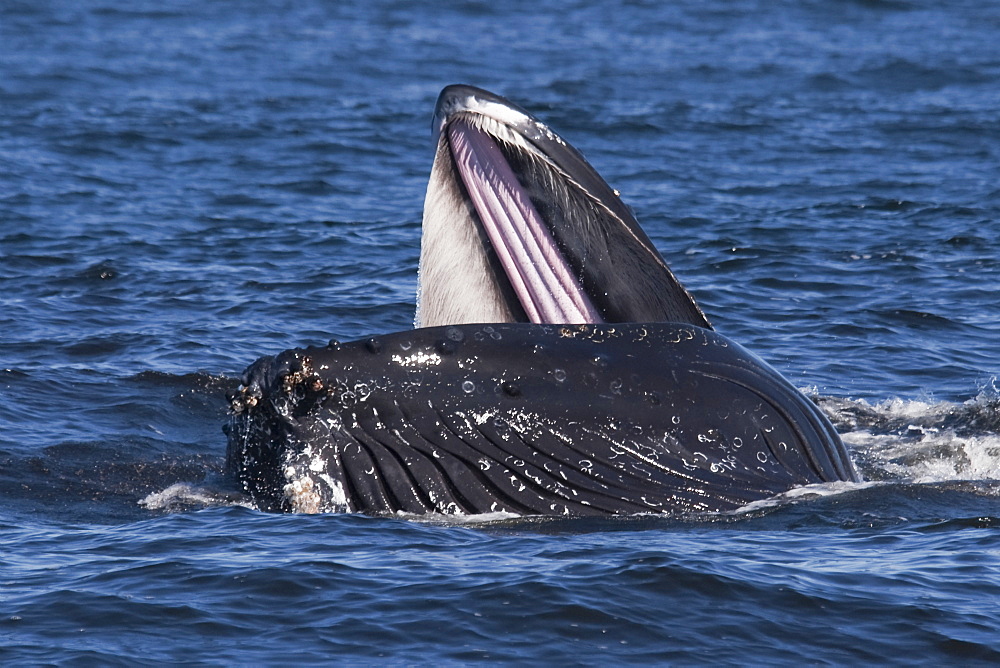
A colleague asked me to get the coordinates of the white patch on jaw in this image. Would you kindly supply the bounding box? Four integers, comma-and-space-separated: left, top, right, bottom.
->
416, 136, 517, 328
318, 473, 348, 508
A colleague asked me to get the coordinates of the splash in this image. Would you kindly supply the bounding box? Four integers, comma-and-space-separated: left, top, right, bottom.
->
817, 388, 1000, 484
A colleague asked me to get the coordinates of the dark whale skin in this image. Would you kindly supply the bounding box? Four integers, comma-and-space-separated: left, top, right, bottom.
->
225, 322, 858, 516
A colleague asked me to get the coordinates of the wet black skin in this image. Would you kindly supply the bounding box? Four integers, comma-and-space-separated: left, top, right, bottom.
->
226, 323, 858, 515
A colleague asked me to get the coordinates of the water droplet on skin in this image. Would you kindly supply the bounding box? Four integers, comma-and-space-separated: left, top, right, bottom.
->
462, 380, 475, 393
553, 369, 566, 382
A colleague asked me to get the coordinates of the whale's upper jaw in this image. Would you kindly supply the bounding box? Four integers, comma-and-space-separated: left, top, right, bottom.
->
416, 84, 711, 330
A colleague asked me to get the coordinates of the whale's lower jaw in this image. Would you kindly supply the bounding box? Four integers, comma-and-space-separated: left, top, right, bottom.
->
225, 323, 858, 516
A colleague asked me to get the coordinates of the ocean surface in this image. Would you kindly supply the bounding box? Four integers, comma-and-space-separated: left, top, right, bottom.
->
2, 0, 999, 663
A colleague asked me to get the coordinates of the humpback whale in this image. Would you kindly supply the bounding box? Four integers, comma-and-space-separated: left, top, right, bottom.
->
225, 85, 859, 515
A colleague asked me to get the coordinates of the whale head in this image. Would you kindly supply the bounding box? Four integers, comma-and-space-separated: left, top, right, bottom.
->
416, 84, 711, 329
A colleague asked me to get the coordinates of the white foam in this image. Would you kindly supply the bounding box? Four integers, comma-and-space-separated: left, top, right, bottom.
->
843, 429, 1000, 483
819, 391, 1000, 484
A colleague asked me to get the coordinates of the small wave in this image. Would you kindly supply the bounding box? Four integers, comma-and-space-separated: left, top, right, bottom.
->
406, 510, 523, 526
734, 480, 880, 515
128, 368, 235, 391
139, 482, 256, 513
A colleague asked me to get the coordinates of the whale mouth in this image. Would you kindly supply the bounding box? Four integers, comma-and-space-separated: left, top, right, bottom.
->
445, 115, 603, 324
417, 84, 710, 329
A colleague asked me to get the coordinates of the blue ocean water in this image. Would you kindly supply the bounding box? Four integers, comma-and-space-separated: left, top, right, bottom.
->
2, 0, 999, 663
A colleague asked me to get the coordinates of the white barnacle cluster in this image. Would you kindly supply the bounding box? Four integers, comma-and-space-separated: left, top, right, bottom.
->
391, 351, 442, 368
282, 466, 322, 514
281, 469, 349, 514
281, 443, 349, 514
